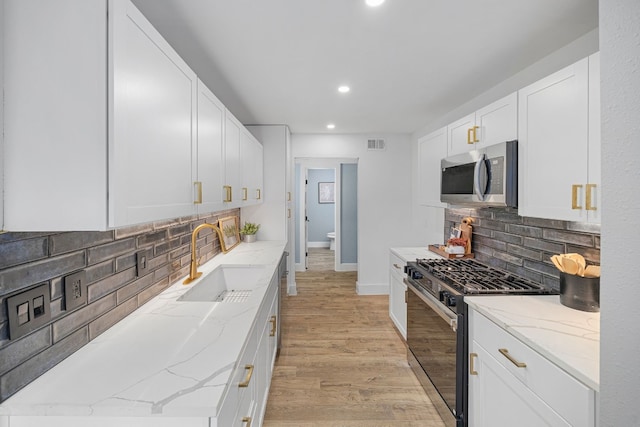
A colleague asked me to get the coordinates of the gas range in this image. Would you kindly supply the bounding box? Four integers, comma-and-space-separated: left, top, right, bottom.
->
404, 257, 557, 427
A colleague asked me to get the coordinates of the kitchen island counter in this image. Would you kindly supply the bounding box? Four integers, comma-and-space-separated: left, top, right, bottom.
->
465, 295, 600, 391
0, 241, 286, 422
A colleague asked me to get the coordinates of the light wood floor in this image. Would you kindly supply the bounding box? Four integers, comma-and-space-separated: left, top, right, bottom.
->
307, 247, 335, 271
263, 270, 446, 427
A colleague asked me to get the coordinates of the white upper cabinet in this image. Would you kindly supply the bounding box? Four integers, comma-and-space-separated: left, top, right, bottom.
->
518, 54, 600, 223
109, 0, 198, 227
196, 79, 226, 213
3, 0, 263, 231
417, 127, 447, 207
224, 110, 243, 206
241, 129, 264, 205
448, 92, 518, 156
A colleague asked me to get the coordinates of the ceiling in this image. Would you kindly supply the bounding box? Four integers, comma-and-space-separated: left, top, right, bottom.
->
131, 0, 598, 135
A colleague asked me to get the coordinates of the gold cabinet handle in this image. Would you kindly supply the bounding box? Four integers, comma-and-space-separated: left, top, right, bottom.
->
194, 182, 202, 204
472, 125, 480, 142
256, 189, 261, 200
498, 348, 527, 368
238, 364, 254, 387
586, 183, 597, 211
393, 263, 402, 270
470, 352, 478, 375
242, 416, 252, 427
270, 315, 277, 336
287, 191, 292, 201
404, 289, 408, 304
242, 187, 248, 201
223, 185, 232, 202
288, 208, 291, 218
571, 184, 583, 210
467, 127, 474, 144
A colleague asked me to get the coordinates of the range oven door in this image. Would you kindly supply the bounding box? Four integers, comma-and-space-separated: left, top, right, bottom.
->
406, 280, 463, 427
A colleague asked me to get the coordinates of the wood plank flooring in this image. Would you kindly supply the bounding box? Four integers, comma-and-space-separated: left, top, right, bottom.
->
263, 270, 446, 427
307, 247, 335, 271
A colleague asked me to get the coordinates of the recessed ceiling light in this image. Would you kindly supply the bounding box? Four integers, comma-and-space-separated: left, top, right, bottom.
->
366, 0, 385, 7
338, 85, 350, 93
327, 124, 336, 129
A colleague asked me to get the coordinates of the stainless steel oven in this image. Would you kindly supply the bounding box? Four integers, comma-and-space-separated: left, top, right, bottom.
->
405, 258, 557, 427
407, 280, 463, 427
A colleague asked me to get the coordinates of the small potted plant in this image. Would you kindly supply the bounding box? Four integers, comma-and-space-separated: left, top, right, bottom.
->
240, 222, 260, 243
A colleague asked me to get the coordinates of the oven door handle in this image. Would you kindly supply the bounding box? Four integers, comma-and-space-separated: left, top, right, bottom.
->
406, 280, 458, 331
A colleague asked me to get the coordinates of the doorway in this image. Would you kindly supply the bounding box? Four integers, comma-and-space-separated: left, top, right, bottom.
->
294, 158, 358, 273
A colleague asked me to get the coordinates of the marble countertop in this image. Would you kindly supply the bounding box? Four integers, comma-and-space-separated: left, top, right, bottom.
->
390, 246, 444, 262
465, 295, 600, 391
0, 241, 287, 418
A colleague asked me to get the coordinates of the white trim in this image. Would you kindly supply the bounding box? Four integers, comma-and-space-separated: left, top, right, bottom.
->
336, 263, 357, 272
287, 282, 298, 296
356, 281, 389, 295
308, 241, 330, 248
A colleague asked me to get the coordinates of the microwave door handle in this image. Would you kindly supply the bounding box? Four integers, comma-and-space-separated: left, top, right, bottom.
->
474, 154, 489, 200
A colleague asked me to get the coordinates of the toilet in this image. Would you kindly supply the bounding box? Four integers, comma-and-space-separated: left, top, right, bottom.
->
327, 232, 335, 250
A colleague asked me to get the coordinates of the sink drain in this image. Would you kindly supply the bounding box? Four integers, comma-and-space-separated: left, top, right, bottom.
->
215, 290, 252, 303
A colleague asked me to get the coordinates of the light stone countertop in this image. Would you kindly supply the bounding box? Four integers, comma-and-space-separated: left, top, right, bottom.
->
390, 246, 444, 263
0, 241, 287, 418
465, 295, 600, 391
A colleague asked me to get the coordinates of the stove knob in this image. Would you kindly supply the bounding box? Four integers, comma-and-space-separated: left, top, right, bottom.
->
439, 290, 448, 302
446, 294, 457, 307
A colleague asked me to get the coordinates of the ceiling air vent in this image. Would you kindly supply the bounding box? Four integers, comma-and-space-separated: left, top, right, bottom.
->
367, 138, 386, 151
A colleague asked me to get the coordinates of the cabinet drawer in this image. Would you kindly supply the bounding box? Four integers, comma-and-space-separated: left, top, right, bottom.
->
470, 309, 595, 427
389, 253, 406, 277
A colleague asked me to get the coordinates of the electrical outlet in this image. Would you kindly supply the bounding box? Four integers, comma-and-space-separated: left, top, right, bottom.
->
136, 250, 150, 277
64, 270, 87, 312
7, 283, 52, 340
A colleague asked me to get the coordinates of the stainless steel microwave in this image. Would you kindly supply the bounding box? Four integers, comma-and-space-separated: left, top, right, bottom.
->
440, 140, 517, 207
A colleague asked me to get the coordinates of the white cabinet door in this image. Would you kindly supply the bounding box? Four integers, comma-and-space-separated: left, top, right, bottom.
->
447, 93, 517, 156
447, 113, 476, 156
224, 111, 242, 206
518, 58, 590, 222
418, 127, 447, 207
469, 341, 571, 427
110, 0, 197, 227
587, 52, 601, 223
240, 130, 264, 205
388, 251, 407, 339
475, 92, 518, 149
196, 79, 225, 213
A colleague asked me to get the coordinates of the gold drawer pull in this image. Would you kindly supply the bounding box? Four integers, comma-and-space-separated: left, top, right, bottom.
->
242, 187, 248, 201
223, 185, 232, 202
238, 364, 254, 387
470, 352, 478, 375
571, 184, 583, 209
393, 263, 402, 269
499, 348, 527, 368
256, 189, 261, 200
472, 125, 480, 142
467, 128, 474, 144
287, 191, 291, 201
242, 416, 252, 427
586, 183, 597, 211
270, 315, 277, 336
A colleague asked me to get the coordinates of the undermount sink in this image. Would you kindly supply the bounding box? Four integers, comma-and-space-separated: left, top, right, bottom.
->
178, 265, 268, 302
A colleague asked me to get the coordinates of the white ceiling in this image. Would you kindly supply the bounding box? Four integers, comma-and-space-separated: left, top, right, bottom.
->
131, 0, 598, 134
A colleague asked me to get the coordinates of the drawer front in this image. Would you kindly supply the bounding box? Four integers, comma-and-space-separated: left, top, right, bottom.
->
470, 309, 595, 427
389, 252, 406, 277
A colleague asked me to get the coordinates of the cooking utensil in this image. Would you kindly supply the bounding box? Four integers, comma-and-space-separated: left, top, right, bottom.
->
561, 257, 580, 275
566, 253, 586, 272
583, 265, 601, 278
550, 255, 564, 272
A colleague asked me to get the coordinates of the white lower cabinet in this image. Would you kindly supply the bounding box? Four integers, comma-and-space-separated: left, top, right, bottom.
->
468, 308, 595, 427
388, 251, 407, 339
218, 271, 279, 427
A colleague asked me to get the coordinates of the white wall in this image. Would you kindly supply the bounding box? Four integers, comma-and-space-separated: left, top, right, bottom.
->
600, 0, 640, 425
1, 1, 4, 230
292, 134, 414, 294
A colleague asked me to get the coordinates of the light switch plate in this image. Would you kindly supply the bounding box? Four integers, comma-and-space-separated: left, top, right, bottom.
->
64, 270, 87, 312
7, 283, 51, 340
136, 250, 150, 277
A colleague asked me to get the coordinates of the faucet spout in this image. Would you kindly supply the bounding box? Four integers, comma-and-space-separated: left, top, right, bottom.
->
183, 223, 222, 284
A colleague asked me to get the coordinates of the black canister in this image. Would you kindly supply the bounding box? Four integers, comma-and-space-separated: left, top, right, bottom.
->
559, 272, 600, 312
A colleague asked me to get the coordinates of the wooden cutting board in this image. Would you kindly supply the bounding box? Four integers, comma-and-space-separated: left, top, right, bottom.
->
460, 217, 473, 254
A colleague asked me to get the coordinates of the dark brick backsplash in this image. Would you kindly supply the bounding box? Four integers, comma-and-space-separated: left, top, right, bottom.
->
445, 207, 600, 291
0, 208, 239, 402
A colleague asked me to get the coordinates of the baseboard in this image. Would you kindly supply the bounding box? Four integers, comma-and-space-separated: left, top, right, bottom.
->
295, 263, 306, 272
356, 281, 389, 295
288, 282, 298, 296
308, 241, 330, 248
336, 263, 357, 272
